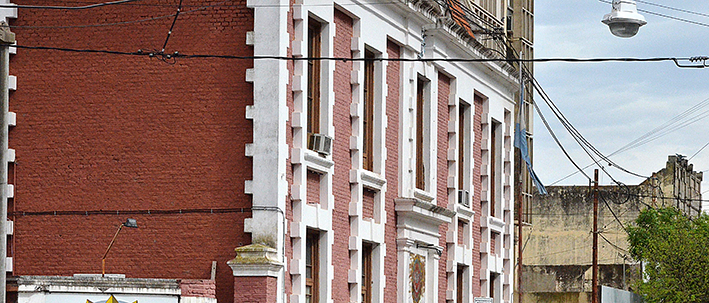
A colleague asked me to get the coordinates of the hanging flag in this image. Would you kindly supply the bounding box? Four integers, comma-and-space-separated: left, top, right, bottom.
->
515, 72, 547, 195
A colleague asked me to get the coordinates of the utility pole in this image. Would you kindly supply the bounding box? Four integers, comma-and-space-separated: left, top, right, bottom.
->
0, 20, 14, 303
516, 53, 524, 303
517, 172, 523, 303
592, 169, 599, 303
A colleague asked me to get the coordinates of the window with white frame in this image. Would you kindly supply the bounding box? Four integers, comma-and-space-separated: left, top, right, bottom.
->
361, 242, 374, 303
307, 17, 324, 152
490, 119, 502, 218
363, 49, 376, 172
306, 229, 321, 303
458, 100, 471, 207
415, 77, 430, 191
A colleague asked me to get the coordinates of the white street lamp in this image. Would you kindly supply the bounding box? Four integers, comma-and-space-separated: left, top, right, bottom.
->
602, 0, 647, 38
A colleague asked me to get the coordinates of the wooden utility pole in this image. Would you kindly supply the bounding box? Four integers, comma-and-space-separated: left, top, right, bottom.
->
516, 54, 524, 303
517, 169, 523, 303
592, 169, 599, 303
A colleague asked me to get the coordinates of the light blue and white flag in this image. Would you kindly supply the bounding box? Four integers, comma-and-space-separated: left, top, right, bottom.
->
515, 75, 547, 195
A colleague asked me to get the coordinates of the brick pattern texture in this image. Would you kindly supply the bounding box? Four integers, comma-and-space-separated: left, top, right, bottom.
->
473, 95, 484, 298
180, 279, 217, 298
9, 0, 501, 302
332, 8, 354, 302
234, 276, 278, 303
384, 40, 400, 303
362, 188, 375, 220
437, 73, 450, 302
307, 170, 321, 205
285, 0, 296, 299
9, 1, 254, 302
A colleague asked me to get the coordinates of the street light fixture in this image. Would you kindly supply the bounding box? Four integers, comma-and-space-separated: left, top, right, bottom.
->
602, 0, 647, 38
101, 218, 138, 277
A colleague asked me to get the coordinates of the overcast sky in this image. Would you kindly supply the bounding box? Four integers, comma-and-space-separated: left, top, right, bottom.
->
532, 0, 709, 205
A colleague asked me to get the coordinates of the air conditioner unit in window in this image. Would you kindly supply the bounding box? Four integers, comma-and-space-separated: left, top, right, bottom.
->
308, 133, 333, 156
458, 190, 470, 207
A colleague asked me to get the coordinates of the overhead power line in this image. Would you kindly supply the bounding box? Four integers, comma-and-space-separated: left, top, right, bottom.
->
9, 45, 709, 66
689, 140, 709, 161
551, 96, 709, 185
599, 0, 709, 28
8, 0, 233, 29
9, 207, 255, 216
636, 0, 709, 19
0, 0, 145, 10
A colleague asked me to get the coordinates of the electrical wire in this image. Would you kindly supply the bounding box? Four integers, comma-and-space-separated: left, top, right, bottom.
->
638, 8, 709, 28
0, 0, 145, 10
9, 207, 255, 216
10, 44, 708, 64
491, 37, 651, 185
530, 88, 592, 181
598, 232, 629, 254
689, 140, 709, 161
635, 0, 709, 19
551, 97, 709, 185
161, 0, 184, 53
8, 0, 233, 29
598, 0, 709, 28
531, 74, 649, 182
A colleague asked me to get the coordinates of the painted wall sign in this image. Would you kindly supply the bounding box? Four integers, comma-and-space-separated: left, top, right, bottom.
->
410, 254, 425, 303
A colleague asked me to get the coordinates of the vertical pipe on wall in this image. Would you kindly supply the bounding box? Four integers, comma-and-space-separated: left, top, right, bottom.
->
0, 21, 14, 303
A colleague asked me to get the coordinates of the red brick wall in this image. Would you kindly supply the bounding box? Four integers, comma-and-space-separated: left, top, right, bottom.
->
332, 8, 354, 303
307, 170, 321, 205
384, 39, 400, 303
234, 276, 278, 303
9, 1, 254, 302
458, 219, 465, 246
437, 73, 450, 303
473, 95, 484, 297
180, 279, 217, 298
285, 0, 296, 299
362, 188, 375, 220
491, 232, 499, 256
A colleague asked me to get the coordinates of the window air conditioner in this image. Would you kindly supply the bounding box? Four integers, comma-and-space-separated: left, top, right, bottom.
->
458, 190, 470, 207
308, 133, 333, 156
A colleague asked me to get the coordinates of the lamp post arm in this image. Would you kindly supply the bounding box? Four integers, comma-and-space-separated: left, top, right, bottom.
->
102, 223, 124, 276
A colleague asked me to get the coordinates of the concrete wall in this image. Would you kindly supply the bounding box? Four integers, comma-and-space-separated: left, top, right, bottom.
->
523, 186, 642, 267
521, 155, 702, 302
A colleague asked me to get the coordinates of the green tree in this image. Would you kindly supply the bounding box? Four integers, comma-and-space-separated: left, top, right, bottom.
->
627, 207, 709, 303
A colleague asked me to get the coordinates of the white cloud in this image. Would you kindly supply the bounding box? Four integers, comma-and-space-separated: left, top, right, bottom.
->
532, 0, 709, 203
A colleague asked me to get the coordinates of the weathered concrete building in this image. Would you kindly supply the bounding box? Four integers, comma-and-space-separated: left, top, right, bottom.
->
520, 155, 703, 303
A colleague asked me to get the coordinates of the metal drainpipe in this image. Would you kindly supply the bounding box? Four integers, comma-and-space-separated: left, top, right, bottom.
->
0, 21, 15, 303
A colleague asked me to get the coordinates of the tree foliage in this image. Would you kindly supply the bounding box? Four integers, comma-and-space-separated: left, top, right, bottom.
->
627, 207, 709, 303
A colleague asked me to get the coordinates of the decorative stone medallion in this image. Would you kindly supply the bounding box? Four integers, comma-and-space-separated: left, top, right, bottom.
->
410, 253, 425, 303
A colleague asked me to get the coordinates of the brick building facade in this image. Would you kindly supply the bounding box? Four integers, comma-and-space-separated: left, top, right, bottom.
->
0, 0, 528, 302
